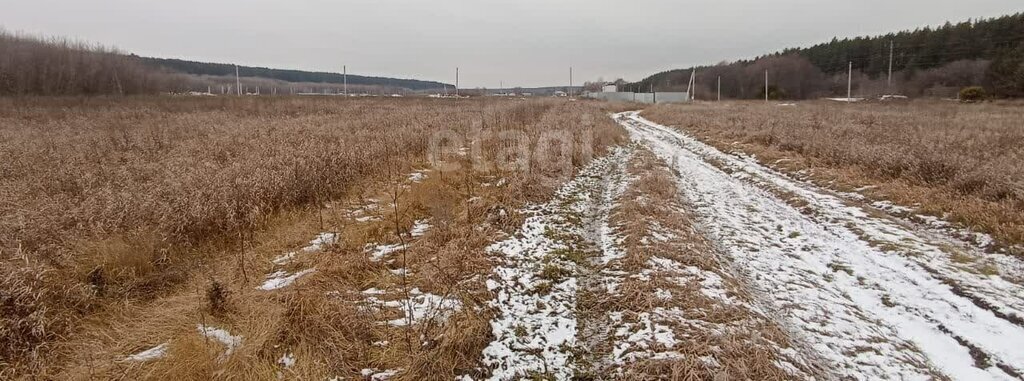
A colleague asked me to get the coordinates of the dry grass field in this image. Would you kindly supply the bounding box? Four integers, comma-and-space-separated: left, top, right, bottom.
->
4, 4, 1024, 379
643, 100, 1024, 252
0, 96, 629, 378
3, 96, 1024, 380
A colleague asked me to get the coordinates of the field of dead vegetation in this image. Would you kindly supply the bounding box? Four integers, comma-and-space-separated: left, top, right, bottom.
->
4, 95, 1024, 381
643, 100, 1024, 253
0, 96, 629, 379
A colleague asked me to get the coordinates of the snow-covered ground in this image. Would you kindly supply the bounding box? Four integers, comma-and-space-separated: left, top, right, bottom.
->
258, 233, 337, 291
617, 111, 1024, 380
362, 287, 462, 327
579, 148, 816, 379
482, 147, 634, 380
197, 324, 243, 359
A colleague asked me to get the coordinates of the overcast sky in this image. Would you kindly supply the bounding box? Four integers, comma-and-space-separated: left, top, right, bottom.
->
3, 0, 1021, 88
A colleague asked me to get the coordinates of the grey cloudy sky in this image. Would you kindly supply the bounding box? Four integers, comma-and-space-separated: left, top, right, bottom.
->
3, 0, 1021, 88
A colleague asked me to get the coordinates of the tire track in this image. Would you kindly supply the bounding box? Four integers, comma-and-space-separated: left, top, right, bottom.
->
618, 111, 1024, 381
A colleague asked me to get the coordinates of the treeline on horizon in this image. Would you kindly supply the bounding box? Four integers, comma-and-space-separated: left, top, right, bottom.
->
0, 29, 452, 96
634, 12, 1024, 99
0, 30, 179, 95
139, 57, 451, 91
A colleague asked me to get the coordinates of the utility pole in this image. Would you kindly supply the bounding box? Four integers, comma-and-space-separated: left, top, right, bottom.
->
848, 61, 853, 101
455, 67, 459, 97
343, 65, 348, 95
569, 67, 573, 97
887, 40, 894, 90
693, 69, 697, 101
235, 65, 241, 96
689, 70, 696, 101
717, 75, 721, 101
764, 70, 768, 102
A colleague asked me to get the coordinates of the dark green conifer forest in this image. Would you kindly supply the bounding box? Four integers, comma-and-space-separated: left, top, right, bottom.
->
636, 13, 1024, 99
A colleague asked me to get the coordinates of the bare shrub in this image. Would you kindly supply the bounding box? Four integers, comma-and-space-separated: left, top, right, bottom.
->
205, 280, 231, 316
960, 86, 987, 102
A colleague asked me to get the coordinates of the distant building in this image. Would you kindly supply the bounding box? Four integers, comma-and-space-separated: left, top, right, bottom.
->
602, 84, 618, 92
553, 91, 567, 97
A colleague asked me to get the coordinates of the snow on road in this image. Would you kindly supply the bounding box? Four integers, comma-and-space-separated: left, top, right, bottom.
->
617, 111, 1024, 380
482, 147, 634, 380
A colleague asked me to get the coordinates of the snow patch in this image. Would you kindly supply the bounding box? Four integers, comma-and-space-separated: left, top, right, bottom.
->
360, 368, 401, 380
364, 288, 462, 327
365, 243, 408, 262
654, 289, 672, 300
408, 171, 428, 183
612, 312, 679, 364
301, 232, 337, 252
410, 219, 431, 237
124, 343, 168, 362
257, 269, 315, 291
197, 324, 243, 358
278, 352, 295, 368
272, 252, 296, 266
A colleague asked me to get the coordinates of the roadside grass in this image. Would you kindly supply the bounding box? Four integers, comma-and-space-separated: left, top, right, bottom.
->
582, 148, 819, 380
642, 100, 1024, 253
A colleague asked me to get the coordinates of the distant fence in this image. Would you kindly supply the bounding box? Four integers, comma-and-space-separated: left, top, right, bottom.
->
585, 91, 689, 104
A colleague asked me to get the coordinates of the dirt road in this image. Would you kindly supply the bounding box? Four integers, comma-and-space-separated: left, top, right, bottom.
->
617, 111, 1024, 380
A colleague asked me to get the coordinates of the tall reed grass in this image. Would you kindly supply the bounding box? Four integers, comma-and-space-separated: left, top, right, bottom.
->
0, 96, 628, 372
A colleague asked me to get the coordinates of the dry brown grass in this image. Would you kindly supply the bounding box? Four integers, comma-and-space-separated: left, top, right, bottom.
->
581, 148, 820, 380
642, 100, 1024, 252
0, 95, 628, 378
